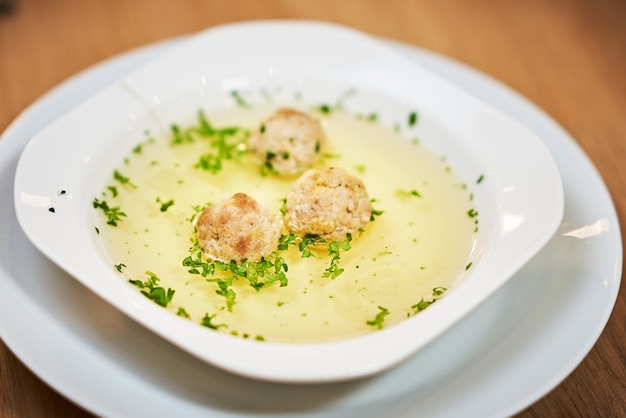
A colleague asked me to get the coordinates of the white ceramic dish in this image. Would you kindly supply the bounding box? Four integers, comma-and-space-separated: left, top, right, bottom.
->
0, 35, 620, 418
13, 21, 563, 383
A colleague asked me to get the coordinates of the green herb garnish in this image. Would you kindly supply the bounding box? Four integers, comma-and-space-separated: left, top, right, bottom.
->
92, 198, 127, 226
156, 197, 175, 212
366, 305, 390, 329
411, 287, 447, 313
316, 104, 332, 114
170, 111, 249, 175
230, 90, 249, 108
366, 113, 378, 122
323, 234, 352, 279
106, 185, 118, 198
408, 111, 418, 127
201, 312, 226, 329
396, 189, 422, 198
129, 271, 175, 307
176, 307, 191, 319
183, 221, 290, 311
113, 170, 136, 188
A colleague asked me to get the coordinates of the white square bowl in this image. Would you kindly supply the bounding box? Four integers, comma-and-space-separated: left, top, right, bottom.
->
13, 21, 563, 383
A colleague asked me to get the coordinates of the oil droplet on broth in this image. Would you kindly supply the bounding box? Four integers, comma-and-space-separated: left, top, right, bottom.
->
96, 104, 476, 343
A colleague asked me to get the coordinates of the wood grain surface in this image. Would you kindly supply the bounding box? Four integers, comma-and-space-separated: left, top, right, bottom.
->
1, 0, 624, 416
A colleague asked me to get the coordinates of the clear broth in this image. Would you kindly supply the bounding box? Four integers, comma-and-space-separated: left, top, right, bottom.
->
96, 105, 477, 342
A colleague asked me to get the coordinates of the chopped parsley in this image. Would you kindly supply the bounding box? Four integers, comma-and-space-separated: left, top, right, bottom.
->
396, 189, 422, 198
313, 89, 357, 115
132, 143, 143, 154
129, 271, 175, 307
411, 287, 447, 313
408, 111, 418, 127
182, 250, 216, 277
355, 112, 378, 122
107, 185, 118, 198
366, 306, 390, 329
207, 276, 237, 311
182, 222, 290, 311
354, 164, 366, 174
176, 307, 191, 318
201, 312, 226, 329
323, 234, 352, 279
276, 233, 352, 278
370, 198, 384, 221
170, 124, 191, 144
278, 233, 326, 258
170, 110, 249, 175
113, 170, 136, 188
130, 133, 155, 155
92, 198, 127, 226
371, 208, 384, 221
156, 197, 175, 212
260, 160, 279, 176
230, 90, 249, 108
316, 104, 332, 114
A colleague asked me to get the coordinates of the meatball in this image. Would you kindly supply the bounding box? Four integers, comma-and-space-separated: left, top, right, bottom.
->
284, 167, 372, 242
196, 193, 281, 262
248, 108, 324, 175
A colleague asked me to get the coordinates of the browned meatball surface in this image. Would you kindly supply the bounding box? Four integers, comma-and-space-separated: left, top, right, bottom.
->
196, 193, 281, 262
284, 167, 372, 242
248, 108, 324, 175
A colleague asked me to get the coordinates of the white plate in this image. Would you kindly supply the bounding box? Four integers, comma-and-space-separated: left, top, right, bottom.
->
12, 22, 563, 383
0, 34, 620, 416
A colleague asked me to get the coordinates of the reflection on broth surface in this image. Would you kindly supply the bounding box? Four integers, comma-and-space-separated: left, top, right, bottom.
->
94, 102, 477, 343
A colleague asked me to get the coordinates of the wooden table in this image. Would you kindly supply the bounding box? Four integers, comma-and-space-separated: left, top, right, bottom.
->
1, 1, 624, 416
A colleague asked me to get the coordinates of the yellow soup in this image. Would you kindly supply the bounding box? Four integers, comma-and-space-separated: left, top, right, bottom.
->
95, 104, 477, 343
